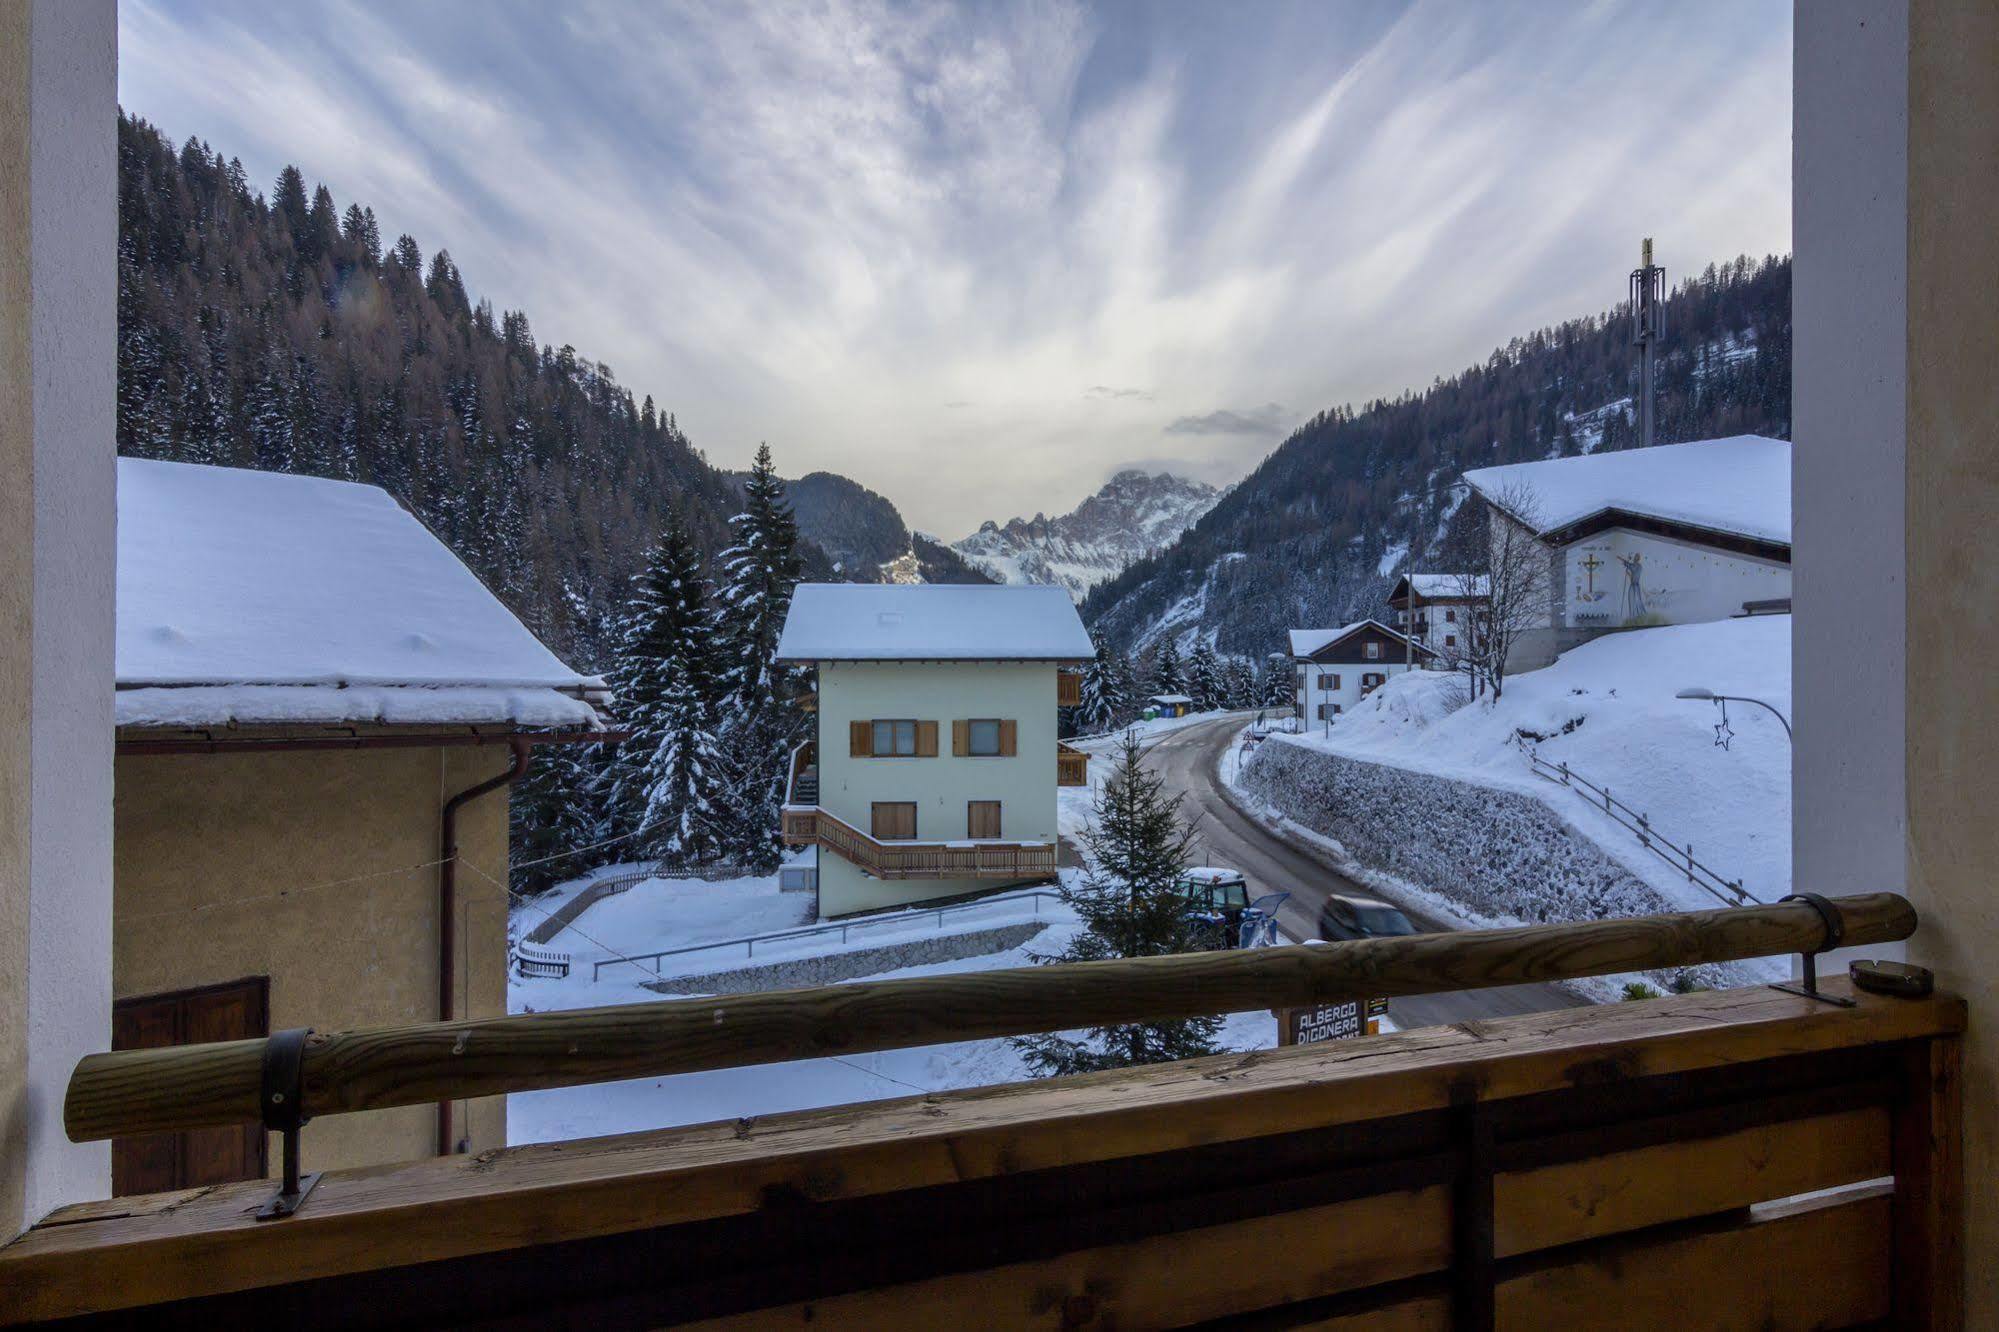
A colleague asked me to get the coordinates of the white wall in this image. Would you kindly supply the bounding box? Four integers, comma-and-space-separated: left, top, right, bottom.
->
1296, 661, 1418, 725
1558, 527, 1790, 631
0, 0, 118, 1235
815, 661, 1060, 915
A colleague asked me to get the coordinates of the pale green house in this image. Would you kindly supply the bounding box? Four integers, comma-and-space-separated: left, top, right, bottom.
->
775, 584, 1091, 917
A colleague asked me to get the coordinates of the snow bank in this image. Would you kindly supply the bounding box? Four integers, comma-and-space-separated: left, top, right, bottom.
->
1296, 616, 1792, 907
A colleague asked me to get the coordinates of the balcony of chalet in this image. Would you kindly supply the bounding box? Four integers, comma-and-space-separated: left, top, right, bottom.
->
0, 891, 1965, 1329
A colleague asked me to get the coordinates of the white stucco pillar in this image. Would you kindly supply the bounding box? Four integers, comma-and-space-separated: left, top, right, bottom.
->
0, 0, 118, 1235
1797, 0, 1997, 1318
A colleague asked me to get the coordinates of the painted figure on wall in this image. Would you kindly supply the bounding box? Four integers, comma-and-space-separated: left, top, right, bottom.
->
1618, 552, 1647, 620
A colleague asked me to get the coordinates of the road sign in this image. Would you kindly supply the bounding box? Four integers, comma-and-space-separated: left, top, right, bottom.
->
1276, 997, 1387, 1046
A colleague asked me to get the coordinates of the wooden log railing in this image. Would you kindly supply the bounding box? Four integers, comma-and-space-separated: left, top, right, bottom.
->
63, 893, 1914, 1144
1057, 741, 1089, 786
776, 804, 1060, 881
7, 921, 1961, 1327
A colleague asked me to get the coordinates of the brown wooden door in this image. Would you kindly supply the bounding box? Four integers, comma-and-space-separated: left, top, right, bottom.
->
968, 801, 1002, 839
112, 977, 268, 1195
871, 802, 918, 840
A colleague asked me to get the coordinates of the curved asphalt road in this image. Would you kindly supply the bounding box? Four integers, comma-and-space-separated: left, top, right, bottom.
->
1139, 714, 1589, 1030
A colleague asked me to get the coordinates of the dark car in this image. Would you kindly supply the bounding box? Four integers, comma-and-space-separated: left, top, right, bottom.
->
1318, 894, 1419, 942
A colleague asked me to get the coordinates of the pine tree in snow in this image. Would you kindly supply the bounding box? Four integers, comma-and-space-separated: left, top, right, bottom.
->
1076, 636, 1128, 734
1221, 655, 1256, 710
712, 444, 805, 871
1148, 637, 1185, 700
610, 517, 728, 863
1256, 655, 1295, 710
1012, 733, 1223, 1076
1186, 642, 1222, 712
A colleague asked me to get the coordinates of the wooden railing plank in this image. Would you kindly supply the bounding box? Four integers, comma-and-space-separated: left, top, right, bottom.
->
2, 983, 1962, 1324
1494, 1105, 1891, 1257
1495, 1187, 1893, 1329
682, 1188, 1449, 1331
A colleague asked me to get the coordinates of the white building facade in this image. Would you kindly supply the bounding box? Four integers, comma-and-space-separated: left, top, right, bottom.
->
1385, 574, 1488, 662
1463, 436, 1793, 673
775, 585, 1091, 917
1289, 621, 1433, 726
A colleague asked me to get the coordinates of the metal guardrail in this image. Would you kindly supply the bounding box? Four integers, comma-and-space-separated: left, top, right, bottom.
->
1516, 739, 1757, 907
590, 886, 1065, 981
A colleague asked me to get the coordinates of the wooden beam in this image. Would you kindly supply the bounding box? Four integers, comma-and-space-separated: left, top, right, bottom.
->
1892, 1034, 1965, 1329
681, 1188, 1449, 1330
1496, 1187, 1892, 1328
2, 982, 1961, 1323
1494, 1105, 1890, 1257
62, 893, 1919, 1143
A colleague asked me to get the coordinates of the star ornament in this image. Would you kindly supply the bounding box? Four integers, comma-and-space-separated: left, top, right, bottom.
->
1712, 699, 1734, 751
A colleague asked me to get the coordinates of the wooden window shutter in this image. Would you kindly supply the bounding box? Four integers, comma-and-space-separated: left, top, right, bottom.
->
998, 719, 1018, 756
915, 720, 939, 757
952, 719, 970, 757
968, 800, 1002, 839
850, 720, 873, 757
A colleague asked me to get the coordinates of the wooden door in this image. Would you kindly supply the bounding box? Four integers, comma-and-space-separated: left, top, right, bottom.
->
967, 801, 1002, 839
112, 977, 268, 1195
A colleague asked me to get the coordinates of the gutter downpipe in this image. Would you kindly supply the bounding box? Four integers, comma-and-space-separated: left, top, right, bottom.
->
437, 735, 533, 1156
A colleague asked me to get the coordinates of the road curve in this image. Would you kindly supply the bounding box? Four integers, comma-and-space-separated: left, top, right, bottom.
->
1138, 714, 1590, 1030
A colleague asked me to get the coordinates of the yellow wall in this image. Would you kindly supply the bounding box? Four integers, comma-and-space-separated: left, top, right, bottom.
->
113, 739, 515, 1172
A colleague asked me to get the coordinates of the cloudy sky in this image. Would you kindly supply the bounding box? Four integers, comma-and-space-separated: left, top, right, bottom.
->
120, 0, 1791, 538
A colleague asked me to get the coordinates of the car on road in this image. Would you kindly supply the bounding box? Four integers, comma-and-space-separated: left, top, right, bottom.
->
1318, 893, 1419, 942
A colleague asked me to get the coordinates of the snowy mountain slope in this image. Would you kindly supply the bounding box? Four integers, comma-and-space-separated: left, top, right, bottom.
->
1286, 616, 1793, 908
953, 469, 1223, 598
1082, 255, 1793, 658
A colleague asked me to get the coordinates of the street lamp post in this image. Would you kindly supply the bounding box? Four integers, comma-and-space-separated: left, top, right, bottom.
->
1675, 687, 1793, 741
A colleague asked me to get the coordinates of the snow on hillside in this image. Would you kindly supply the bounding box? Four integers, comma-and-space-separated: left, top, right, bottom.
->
1294, 616, 1792, 908
955, 469, 1222, 599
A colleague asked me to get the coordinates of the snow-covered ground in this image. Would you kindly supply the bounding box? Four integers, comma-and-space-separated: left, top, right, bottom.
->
1254, 617, 1792, 911
507, 869, 1277, 1145
507, 752, 1278, 1147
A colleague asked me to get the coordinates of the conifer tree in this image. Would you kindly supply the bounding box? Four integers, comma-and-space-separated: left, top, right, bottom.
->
1076, 635, 1128, 734
1186, 642, 1222, 712
713, 443, 804, 871
1013, 734, 1223, 1075
609, 517, 728, 862
1149, 636, 1185, 699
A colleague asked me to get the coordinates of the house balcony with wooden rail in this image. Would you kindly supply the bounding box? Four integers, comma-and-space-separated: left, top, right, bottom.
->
0, 891, 1963, 1327
782, 741, 1063, 880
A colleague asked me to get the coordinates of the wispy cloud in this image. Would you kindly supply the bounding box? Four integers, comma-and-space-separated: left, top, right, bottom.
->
1165, 404, 1290, 437
119, 0, 1791, 537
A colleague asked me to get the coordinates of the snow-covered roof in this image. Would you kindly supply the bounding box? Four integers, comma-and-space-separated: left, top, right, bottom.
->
1148, 693, 1194, 705
774, 583, 1093, 661
116, 459, 604, 729
1181, 866, 1246, 884
1461, 435, 1791, 546
1288, 619, 1431, 659
1393, 573, 1488, 601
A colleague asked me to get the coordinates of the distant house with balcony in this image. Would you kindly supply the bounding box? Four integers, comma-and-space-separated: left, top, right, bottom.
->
776, 584, 1092, 917
111, 459, 609, 1189
1289, 620, 1432, 724
1384, 573, 1488, 662
1462, 435, 1792, 673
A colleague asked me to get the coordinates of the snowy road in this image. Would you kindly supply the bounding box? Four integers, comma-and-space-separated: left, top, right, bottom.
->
1140, 714, 1590, 1029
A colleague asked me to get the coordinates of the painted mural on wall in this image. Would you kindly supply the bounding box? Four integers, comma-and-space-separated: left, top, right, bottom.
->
1561, 530, 1791, 630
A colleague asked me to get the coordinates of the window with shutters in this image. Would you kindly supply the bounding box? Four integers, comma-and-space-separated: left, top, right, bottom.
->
1364, 641, 1382, 659
871, 802, 918, 840
1317, 673, 1340, 690
112, 977, 269, 1196
968, 719, 1002, 755
871, 719, 918, 756
1445, 634, 1457, 648
967, 800, 1002, 838
1362, 672, 1385, 689
1316, 703, 1342, 719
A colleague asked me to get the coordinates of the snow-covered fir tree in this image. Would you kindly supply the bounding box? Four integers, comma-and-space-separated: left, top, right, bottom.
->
1076, 636, 1129, 734
1221, 655, 1257, 710
610, 517, 728, 863
1148, 637, 1185, 699
1186, 642, 1222, 712
713, 444, 805, 871
1013, 733, 1223, 1075
1256, 655, 1295, 710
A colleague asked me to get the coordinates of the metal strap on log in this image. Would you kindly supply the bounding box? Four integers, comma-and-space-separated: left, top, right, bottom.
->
64, 892, 1915, 1145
